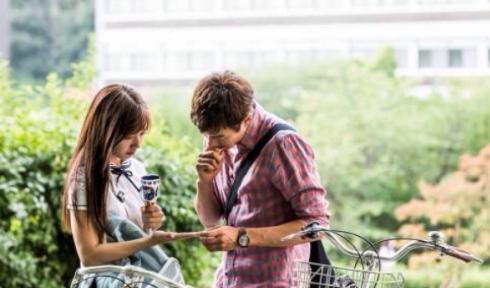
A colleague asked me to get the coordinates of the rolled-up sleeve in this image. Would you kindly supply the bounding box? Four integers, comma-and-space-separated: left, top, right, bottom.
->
270, 133, 330, 225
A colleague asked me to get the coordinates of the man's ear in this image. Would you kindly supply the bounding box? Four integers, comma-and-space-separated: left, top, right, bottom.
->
244, 111, 253, 125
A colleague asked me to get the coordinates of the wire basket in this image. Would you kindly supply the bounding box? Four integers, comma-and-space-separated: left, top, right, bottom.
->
70, 265, 189, 288
292, 261, 404, 288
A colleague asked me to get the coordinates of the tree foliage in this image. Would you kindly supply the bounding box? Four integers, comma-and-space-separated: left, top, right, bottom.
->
247, 49, 490, 240
395, 145, 490, 266
10, 0, 94, 82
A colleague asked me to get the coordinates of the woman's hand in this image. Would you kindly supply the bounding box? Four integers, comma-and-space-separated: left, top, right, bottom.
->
141, 202, 164, 230
149, 231, 176, 245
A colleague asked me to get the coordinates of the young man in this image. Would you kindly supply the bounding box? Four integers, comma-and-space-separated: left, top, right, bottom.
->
191, 71, 330, 287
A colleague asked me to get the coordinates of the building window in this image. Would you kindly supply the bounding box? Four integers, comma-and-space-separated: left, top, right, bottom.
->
418, 49, 433, 68
448, 49, 462, 68
488, 48, 490, 67
104, 0, 127, 14
188, 0, 214, 12
351, 46, 377, 59
223, 0, 251, 11
285, 0, 314, 9
105, 52, 128, 72
161, 53, 168, 72
250, 0, 267, 10
168, 51, 193, 72
190, 51, 215, 71
130, 53, 153, 72
164, 0, 189, 13
395, 49, 408, 68
313, 1, 344, 9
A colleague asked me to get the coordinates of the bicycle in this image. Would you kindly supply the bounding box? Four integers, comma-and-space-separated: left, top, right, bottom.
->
70, 222, 483, 288
282, 222, 484, 288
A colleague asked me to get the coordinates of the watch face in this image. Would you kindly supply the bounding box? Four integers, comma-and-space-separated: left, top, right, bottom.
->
238, 234, 249, 247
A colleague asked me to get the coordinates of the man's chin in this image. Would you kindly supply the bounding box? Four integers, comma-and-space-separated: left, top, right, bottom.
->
222, 145, 234, 151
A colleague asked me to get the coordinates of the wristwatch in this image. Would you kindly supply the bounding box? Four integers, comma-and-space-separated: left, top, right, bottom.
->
237, 227, 250, 248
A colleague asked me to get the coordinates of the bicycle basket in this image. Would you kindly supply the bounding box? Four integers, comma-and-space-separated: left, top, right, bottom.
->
70, 265, 189, 288
292, 261, 404, 288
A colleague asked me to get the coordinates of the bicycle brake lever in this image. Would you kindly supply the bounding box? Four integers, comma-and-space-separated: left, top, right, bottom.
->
301, 221, 323, 239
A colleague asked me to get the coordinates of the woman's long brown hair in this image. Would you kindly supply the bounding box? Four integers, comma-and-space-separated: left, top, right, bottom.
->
62, 84, 151, 241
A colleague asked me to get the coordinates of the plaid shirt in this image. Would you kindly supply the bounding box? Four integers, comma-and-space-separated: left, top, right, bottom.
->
211, 103, 330, 287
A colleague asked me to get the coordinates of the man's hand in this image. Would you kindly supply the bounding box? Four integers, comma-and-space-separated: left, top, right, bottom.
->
199, 225, 240, 252
141, 202, 164, 230
196, 148, 224, 184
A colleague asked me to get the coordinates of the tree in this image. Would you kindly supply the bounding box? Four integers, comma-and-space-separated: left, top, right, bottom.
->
247, 50, 490, 240
395, 145, 490, 266
10, 0, 94, 82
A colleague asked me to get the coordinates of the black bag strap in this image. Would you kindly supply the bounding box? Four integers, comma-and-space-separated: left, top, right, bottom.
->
309, 240, 334, 288
224, 123, 295, 220
223, 122, 333, 288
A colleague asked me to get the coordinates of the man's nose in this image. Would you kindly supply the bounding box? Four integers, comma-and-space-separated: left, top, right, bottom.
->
207, 138, 219, 148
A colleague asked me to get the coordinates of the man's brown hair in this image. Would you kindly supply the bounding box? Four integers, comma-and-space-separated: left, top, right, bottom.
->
191, 71, 254, 133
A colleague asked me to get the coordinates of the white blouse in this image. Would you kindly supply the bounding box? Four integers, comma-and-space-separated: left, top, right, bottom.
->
67, 158, 147, 229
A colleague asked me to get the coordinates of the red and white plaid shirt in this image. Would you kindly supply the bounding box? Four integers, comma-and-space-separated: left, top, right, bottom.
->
211, 103, 330, 287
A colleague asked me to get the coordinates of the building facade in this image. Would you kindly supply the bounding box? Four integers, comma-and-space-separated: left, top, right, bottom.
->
95, 0, 490, 85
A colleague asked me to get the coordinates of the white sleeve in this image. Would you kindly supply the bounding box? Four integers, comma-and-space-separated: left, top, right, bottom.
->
67, 169, 88, 210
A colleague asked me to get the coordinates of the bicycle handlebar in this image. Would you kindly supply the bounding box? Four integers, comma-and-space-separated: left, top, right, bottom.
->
442, 245, 480, 263
281, 222, 484, 264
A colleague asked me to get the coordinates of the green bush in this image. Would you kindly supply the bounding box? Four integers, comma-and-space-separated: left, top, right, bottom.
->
401, 265, 490, 288
0, 70, 80, 287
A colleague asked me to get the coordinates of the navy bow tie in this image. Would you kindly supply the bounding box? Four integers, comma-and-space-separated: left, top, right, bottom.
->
110, 160, 140, 192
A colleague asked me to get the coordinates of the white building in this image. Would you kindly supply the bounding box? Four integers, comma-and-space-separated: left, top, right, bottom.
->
95, 0, 490, 86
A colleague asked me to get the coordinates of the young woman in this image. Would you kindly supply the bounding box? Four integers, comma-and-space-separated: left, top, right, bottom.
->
62, 84, 174, 267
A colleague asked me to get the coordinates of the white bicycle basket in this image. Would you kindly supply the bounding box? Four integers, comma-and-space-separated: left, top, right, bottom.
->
292, 261, 404, 288
70, 263, 189, 288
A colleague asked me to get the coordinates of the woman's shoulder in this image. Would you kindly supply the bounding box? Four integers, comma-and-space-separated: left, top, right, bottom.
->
128, 157, 147, 176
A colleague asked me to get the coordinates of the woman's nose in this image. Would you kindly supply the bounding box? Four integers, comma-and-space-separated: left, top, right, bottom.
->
133, 135, 142, 147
